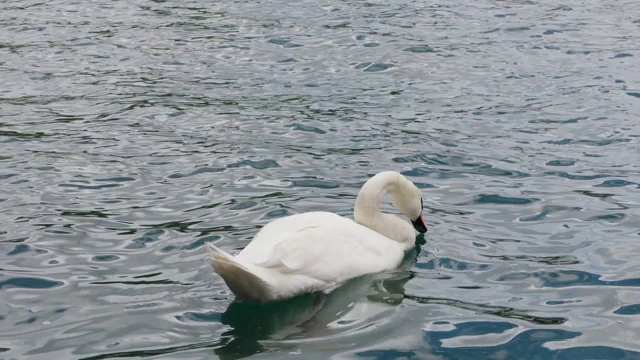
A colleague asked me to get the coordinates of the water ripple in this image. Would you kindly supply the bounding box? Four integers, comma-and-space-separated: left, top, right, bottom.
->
1, 0, 639, 358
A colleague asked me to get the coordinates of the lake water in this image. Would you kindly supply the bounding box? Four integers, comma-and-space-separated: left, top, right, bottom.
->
1, 0, 640, 358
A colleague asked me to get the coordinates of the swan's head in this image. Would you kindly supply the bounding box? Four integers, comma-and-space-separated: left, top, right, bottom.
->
353, 171, 427, 236
389, 175, 428, 234
354, 171, 429, 244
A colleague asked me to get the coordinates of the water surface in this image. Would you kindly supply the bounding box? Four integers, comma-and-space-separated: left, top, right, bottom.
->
1, 0, 640, 358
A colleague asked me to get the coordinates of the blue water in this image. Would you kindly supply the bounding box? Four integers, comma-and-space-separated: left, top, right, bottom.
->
1, 0, 640, 358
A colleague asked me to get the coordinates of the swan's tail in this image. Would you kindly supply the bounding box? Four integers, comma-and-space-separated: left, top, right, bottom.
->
207, 243, 271, 301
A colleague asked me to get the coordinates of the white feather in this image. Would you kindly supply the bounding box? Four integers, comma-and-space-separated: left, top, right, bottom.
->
208, 171, 426, 302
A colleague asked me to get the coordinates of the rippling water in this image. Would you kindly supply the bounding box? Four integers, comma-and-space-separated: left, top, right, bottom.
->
1, 0, 640, 358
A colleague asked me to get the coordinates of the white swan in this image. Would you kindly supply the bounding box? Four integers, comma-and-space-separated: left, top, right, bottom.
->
208, 171, 428, 302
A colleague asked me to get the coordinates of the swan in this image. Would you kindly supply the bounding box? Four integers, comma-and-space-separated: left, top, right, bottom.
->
208, 171, 428, 302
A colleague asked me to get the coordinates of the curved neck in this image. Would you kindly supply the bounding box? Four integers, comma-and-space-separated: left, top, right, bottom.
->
353, 176, 386, 222
353, 173, 414, 247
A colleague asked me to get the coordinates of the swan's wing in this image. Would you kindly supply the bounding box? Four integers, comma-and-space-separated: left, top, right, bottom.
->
244, 218, 404, 283
249, 211, 339, 244
238, 212, 347, 257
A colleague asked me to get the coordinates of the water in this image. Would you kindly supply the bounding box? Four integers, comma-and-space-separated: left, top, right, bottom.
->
1, 0, 639, 358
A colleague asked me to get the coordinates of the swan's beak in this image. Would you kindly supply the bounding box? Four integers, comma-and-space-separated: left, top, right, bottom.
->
411, 213, 428, 233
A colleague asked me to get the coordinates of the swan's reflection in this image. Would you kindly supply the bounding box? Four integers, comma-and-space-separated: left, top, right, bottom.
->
214, 235, 426, 359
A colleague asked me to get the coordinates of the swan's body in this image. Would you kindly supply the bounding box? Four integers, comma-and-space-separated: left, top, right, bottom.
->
209, 171, 428, 302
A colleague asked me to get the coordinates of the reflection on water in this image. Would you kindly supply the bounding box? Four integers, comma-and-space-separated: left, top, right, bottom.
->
216, 237, 424, 359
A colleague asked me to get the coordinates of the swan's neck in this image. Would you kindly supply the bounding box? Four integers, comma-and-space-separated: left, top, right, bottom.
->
353, 174, 414, 248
